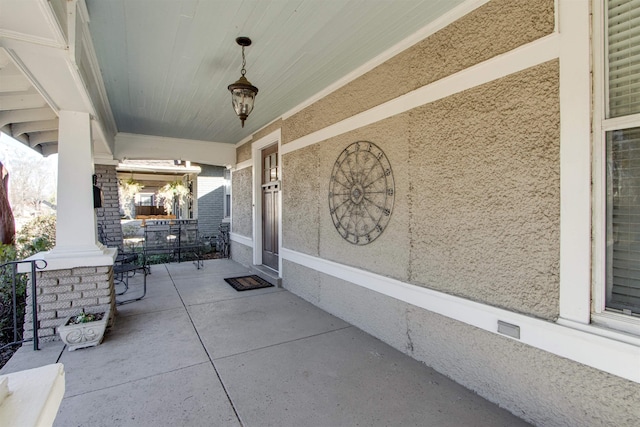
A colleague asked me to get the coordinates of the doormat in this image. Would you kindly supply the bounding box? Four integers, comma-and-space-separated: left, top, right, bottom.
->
224, 275, 274, 292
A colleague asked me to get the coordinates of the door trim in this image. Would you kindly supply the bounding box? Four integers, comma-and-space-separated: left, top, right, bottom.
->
251, 129, 282, 273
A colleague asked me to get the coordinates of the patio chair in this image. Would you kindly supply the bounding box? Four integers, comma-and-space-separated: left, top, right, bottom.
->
97, 225, 147, 302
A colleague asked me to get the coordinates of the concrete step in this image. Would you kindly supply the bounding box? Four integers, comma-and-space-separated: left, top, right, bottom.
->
251, 264, 282, 287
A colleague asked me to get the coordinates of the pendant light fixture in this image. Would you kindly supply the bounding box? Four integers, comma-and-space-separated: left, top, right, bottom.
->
228, 37, 258, 128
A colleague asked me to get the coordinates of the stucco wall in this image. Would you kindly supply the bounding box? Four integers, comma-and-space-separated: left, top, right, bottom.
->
236, 141, 252, 164
283, 61, 559, 319
281, 144, 320, 256
237, 119, 283, 164
282, 261, 640, 427
317, 115, 411, 280
283, 0, 555, 144
408, 60, 560, 319
283, 114, 412, 282
230, 240, 252, 268
231, 167, 252, 237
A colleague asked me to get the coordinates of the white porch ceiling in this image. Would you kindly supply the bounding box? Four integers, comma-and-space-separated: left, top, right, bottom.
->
85, 0, 466, 144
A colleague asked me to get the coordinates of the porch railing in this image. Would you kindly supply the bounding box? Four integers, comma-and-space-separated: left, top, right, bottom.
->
0, 259, 47, 352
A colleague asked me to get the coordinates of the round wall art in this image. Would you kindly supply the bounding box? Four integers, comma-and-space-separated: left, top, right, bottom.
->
328, 141, 395, 245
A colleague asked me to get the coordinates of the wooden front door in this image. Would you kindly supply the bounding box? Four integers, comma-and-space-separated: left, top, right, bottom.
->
261, 145, 279, 270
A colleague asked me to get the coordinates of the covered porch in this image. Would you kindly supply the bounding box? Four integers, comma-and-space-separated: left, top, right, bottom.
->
1, 258, 528, 426
2, 0, 639, 426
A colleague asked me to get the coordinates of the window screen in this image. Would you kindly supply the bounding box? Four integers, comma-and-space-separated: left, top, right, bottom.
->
607, 127, 640, 313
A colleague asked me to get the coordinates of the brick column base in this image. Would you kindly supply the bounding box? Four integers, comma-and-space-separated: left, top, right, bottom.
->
24, 265, 116, 343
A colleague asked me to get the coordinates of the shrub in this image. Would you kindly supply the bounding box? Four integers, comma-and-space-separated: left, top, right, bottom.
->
15, 214, 56, 258
1, 214, 56, 365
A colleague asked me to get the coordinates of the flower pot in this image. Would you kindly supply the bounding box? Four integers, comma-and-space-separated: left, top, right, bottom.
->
58, 312, 109, 351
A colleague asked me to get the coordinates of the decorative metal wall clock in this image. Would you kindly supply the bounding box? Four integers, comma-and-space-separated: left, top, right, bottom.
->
328, 141, 395, 245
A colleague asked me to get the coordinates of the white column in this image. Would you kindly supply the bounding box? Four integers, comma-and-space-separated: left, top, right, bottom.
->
42, 111, 115, 268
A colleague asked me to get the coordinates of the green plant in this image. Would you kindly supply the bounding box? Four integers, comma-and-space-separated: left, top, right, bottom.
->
68, 309, 104, 324
122, 223, 141, 238
14, 214, 56, 259
156, 180, 191, 215
1, 214, 56, 365
119, 177, 144, 219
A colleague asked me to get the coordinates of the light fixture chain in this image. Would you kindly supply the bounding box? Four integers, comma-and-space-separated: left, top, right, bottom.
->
241, 46, 247, 76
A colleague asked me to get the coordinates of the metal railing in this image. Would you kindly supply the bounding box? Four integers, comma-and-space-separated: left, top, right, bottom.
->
0, 259, 47, 352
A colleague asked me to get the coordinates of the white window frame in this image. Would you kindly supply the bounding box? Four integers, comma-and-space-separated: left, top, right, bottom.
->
591, 0, 640, 335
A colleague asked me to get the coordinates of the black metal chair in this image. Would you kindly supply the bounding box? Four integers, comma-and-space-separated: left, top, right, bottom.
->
97, 224, 147, 304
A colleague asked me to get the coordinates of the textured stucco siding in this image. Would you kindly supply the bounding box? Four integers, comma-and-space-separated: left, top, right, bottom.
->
283, 115, 412, 280
253, 119, 282, 143
283, 61, 559, 319
318, 115, 411, 280
231, 167, 253, 237
236, 141, 252, 164
282, 260, 640, 427
230, 240, 252, 267
237, 119, 283, 164
283, 0, 555, 144
282, 144, 320, 256
408, 60, 560, 319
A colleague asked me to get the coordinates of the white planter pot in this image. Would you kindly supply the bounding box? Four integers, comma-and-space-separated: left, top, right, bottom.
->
58, 312, 109, 351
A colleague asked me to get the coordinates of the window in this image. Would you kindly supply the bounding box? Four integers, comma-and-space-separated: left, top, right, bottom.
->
606, 128, 640, 314
595, 0, 640, 323
137, 193, 155, 206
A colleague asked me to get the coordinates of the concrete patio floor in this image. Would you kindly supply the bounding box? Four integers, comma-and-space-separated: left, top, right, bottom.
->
1, 259, 531, 427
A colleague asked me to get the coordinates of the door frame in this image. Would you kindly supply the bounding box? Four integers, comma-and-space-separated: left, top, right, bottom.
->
251, 129, 282, 273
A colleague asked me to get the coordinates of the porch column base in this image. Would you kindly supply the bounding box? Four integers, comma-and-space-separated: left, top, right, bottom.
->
22, 249, 118, 344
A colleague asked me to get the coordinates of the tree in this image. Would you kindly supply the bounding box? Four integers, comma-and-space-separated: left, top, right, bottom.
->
6, 155, 55, 217
0, 161, 15, 245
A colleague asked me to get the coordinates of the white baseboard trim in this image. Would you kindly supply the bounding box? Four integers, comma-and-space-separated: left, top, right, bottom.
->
229, 232, 252, 247
281, 247, 640, 383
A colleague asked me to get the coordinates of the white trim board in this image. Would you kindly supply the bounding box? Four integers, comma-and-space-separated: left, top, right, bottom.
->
235, 159, 252, 171
230, 232, 252, 248
281, 33, 559, 156
281, 247, 640, 383
557, 0, 591, 325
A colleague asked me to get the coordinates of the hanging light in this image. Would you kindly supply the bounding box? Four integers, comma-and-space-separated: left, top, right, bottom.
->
228, 37, 258, 128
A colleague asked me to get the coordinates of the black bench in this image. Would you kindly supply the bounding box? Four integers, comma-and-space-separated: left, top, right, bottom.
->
143, 220, 203, 269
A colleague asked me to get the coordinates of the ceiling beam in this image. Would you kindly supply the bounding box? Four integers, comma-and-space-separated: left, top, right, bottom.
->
11, 118, 58, 136
0, 107, 57, 127
28, 130, 58, 146
0, 74, 31, 93
0, 93, 47, 111
40, 143, 58, 157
